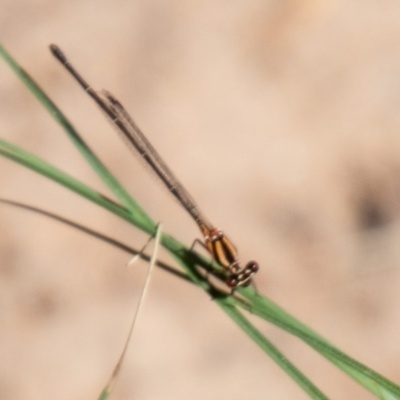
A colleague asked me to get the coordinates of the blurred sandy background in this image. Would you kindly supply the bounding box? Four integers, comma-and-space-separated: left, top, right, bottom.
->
1, 1, 400, 399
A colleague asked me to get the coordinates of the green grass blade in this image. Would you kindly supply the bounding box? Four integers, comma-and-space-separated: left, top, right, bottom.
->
0, 137, 152, 231
0, 42, 153, 228
219, 299, 329, 399
234, 291, 400, 399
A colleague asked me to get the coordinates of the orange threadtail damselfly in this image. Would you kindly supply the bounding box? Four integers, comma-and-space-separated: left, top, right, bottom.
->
49, 44, 259, 289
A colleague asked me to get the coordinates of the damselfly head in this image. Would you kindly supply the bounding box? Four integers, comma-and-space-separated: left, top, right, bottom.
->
226, 261, 259, 289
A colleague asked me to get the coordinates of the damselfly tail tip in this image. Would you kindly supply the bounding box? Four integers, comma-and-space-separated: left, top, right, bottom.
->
49, 44, 66, 63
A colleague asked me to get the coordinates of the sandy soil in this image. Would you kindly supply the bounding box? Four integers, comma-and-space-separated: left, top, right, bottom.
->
1, 1, 400, 399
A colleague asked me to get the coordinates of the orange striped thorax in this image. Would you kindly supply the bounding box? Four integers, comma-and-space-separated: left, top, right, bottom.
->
198, 223, 259, 289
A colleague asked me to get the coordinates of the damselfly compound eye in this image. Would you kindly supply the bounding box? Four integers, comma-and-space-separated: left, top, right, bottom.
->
246, 261, 259, 274
226, 276, 239, 289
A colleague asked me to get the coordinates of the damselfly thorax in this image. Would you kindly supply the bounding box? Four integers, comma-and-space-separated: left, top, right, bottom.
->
198, 222, 258, 288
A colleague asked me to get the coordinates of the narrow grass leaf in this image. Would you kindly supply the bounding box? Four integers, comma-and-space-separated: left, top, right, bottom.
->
235, 291, 400, 399
219, 300, 329, 399
0, 42, 153, 228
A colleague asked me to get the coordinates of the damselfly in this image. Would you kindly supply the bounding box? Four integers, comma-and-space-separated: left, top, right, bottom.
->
49, 44, 259, 289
